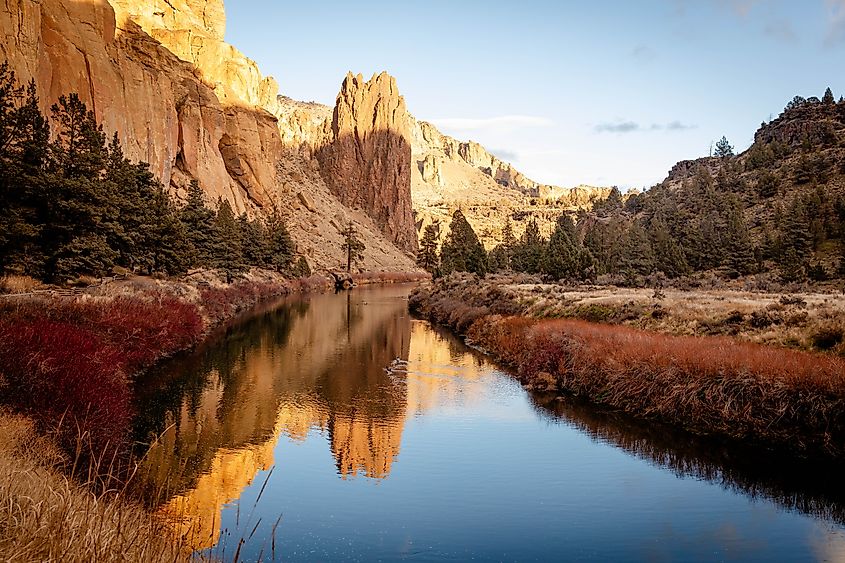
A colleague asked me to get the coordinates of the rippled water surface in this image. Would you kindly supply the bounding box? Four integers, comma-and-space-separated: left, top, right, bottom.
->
134, 285, 845, 561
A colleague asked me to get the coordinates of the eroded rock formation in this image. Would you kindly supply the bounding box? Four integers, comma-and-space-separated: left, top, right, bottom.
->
316, 72, 417, 253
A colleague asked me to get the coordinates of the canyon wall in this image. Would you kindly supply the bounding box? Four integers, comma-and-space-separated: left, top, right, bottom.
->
0, 0, 418, 270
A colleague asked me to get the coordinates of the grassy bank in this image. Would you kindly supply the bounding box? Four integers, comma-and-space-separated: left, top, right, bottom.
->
0, 412, 187, 562
410, 275, 845, 458
0, 268, 342, 561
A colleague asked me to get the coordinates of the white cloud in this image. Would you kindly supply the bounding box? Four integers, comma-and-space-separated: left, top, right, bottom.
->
429, 115, 553, 133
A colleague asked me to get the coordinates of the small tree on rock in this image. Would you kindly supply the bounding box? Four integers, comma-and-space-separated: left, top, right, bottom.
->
714, 136, 734, 158
340, 221, 365, 272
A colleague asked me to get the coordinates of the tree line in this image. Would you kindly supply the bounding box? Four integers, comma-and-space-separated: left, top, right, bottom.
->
420, 100, 845, 285
0, 64, 307, 282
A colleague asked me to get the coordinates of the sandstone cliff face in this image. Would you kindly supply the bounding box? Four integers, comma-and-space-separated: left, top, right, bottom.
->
316, 72, 417, 253
0, 0, 419, 271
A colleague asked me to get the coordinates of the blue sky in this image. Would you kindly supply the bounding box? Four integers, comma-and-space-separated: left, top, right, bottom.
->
226, 1, 845, 190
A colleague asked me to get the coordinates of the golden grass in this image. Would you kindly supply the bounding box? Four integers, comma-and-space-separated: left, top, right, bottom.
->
0, 412, 189, 562
0, 275, 44, 294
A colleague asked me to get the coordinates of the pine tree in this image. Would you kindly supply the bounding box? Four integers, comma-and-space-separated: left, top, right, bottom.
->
417, 222, 440, 275
823, 87, 835, 105
0, 68, 49, 275
340, 221, 365, 272
649, 214, 689, 277
179, 180, 218, 268
145, 185, 189, 275
511, 217, 544, 274
618, 221, 654, 281
440, 210, 487, 276
723, 204, 757, 276
542, 214, 579, 280
714, 136, 734, 158
266, 212, 294, 272
239, 213, 270, 268
213, 198, 245, 282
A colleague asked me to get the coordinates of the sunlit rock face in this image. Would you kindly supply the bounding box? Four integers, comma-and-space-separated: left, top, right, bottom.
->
0, 0, 419, 270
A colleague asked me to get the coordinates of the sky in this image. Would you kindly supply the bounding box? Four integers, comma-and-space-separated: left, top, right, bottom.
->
226, 0, 845, 190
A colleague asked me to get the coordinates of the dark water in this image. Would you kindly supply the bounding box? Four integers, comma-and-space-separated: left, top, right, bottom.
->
134, 285, 845, 562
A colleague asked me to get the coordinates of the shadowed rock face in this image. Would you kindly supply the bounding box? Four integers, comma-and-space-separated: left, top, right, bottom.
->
317, 72, 417, 254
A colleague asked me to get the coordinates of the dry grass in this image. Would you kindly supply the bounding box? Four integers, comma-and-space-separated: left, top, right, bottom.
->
411, 276, 845, 457
0, 412, 188, 562
413, 273, 845, 355
0, 275, 44, 294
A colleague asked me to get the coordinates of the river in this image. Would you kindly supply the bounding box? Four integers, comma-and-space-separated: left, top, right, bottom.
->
133, 284, 845, 562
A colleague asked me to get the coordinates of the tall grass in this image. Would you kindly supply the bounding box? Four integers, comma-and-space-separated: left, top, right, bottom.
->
0, 413, 188, 562
412, 287, 845, 457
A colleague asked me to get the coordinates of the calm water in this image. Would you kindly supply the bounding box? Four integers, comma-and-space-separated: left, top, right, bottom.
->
134, 285, 845, 562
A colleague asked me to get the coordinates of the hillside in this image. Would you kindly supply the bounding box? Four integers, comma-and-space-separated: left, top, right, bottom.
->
571, 92, 845, 284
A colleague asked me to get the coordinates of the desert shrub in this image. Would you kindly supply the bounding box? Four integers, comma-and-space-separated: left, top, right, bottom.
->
569, 303, 616, 323
0, 275, 44, 294
0, 320, 131, 454
811, 323, 845, 350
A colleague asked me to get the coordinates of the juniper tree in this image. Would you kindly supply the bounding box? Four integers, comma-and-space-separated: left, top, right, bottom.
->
340, 221, 365, 273
542, 214, 579, 280
213, 198, 245, 281
440, 210, 486, 276
823, 87, 835, 105
417, 222, 440, 275
266, 211, 294, 272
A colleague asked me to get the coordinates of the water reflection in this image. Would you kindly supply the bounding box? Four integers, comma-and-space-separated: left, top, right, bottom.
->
134, 285, 845, 557
530, 394, 845, 526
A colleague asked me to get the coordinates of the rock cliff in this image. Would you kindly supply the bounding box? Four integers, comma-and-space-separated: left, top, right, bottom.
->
316, 72, 417, 253
0, 0, 418, 271
410, 118, 611, 248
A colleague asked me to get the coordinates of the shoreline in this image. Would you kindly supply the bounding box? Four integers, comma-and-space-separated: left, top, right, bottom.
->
409, 275, 845, 459
0, 268, 426, 561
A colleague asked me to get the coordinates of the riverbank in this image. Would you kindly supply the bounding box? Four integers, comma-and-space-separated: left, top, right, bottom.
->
0, 268, 424, 561
409, 274, 845, 458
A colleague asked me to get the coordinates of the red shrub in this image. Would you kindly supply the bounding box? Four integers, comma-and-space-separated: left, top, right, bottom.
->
0, 319, 132, 453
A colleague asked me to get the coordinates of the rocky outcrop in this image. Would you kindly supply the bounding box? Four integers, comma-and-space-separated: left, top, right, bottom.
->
316, 72, 417, 253
0, 0, 420, 271
420, 154, 443, 186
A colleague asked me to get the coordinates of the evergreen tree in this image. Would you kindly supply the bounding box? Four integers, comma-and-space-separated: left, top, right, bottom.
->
340, 221, 365, 272
266, 212, 294, 272
500, 217, 516, 269
145, 185, 189, 275
511, 217, 545, 274
723, 203, 757, 276
417, 222, 440, 275
542, 214, 579, 280
649, 214, 689, 277
0, 68, 49, 275
179, 180, 218, 268
213, 198, 245, 281
823, 87, 835, 105
239, 213, 270, 268
440, 210, 487, 276
618, 221, 654, 281
714, 136, 734, 158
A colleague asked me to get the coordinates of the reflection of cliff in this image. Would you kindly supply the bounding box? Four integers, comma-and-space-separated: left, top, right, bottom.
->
532, 395, 845, 525
135, 288, 412, 548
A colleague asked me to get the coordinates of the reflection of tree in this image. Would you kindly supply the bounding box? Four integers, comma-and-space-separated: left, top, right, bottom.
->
531, 394, 845, 525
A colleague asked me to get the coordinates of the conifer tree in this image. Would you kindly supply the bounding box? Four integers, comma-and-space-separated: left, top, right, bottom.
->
440, 210, 487, 276
266, 211, 294, 272
618, 221, 655, 281
542, 214, 579, 280
340, 221, 365, 272
723, 204, 757, 276
823, 87, 835, 105
714, 136, 734, 158
511, 217, 544, 274
179, 180, 218, 268
417, 222, 440, 275
213, 198, 245, 281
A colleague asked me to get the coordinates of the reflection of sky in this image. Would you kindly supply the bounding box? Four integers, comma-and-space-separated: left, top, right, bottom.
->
209, 317, 845, 561
147, 287, 845, 561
